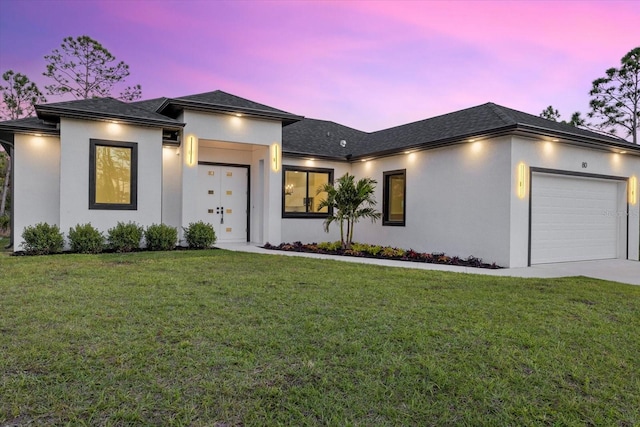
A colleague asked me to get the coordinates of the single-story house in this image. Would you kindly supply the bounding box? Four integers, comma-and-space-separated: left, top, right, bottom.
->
0, 90, 638, 267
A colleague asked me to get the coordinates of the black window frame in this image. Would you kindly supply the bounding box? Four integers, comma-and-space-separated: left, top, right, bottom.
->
383, 169, 406, 226
282, 166, 334, 218
89, 139, 138, 210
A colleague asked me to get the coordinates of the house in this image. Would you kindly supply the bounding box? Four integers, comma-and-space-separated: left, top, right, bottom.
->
0, 90, 638, 268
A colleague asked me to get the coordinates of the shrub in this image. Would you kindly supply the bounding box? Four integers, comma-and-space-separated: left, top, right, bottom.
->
0, 214, 9, 232
68, 223, 104, 254
183, 221, 216, 249
145, 223, 178, 251
107, 221, 143, 252
21, 222, 64, 255
317, 241, 342, 252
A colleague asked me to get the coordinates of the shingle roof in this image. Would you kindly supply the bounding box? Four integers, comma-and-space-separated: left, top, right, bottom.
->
0, 116, 59, 134
129, 97, 168, 112
282, 119, 368, 158
36, 97, 184, 129
158, 90, 303, 124
283, 102, 638, 159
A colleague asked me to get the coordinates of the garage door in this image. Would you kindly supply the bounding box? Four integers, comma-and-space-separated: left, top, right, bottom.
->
530, 173, 621, 264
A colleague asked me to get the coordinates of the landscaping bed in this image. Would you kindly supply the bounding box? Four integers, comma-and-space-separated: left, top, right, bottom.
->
263, 241, 502, 269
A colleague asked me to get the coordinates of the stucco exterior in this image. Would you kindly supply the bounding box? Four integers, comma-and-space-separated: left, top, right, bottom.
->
2, 91, 638, 269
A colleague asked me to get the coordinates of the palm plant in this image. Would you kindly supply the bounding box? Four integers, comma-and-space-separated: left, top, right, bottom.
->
317, 173, 381, 249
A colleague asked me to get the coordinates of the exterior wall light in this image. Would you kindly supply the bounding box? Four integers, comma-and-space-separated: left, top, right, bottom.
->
271, 143, 281, 172
630, 175, 638, 205
517, 162, 527, 199
188, 136, 195, 166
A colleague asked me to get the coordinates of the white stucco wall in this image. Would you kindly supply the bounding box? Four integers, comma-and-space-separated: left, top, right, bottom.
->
162, 145, 182, 230
13, 134, 61, 250
180, 111, 283, 245
510, 136, 640, 266
280, 158, 351, 244
58, 118, 163, 241
351, 137, 513, 266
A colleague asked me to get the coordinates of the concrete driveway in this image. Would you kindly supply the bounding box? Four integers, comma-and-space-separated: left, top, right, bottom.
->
215, 243, 640, 286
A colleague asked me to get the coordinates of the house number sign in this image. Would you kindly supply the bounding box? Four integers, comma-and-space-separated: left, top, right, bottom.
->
582, 162, 588, 168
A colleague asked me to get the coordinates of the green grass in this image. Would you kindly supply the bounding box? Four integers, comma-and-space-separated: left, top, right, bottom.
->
1, 250, 639, 426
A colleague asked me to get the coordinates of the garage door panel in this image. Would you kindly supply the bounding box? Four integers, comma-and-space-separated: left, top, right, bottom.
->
530, 173, 620, 264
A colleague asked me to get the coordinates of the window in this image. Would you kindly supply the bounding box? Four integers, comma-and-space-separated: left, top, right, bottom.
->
283, 166, 333, 217
383, 169, 406, 226
89, 139, 138, 210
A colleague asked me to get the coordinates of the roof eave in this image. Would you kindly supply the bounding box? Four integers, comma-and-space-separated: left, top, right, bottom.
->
514, 123, 640, 155
36, 106, 185, 131
161, 99, 304, 125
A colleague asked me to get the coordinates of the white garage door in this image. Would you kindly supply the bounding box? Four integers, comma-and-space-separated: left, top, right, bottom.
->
530, 173, 621, 264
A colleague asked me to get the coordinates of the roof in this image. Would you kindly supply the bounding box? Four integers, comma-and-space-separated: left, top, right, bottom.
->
284, 102, 639, 159
0, 116, 59, 134
157, 90, 303, 124
36, 97, 184, 130
282, 119, 367, 159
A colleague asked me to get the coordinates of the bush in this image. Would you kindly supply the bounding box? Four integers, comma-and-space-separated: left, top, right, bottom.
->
0, 214, 9, 233
21, 222, 64, 255
68, 223, 104, 254
145, 223, 178, 251
107, 221, 143, 252
183, 221, 216, 249
317, 241, 342, 252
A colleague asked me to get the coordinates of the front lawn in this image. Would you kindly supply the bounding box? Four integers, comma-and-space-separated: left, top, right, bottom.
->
0, 250, 638, 426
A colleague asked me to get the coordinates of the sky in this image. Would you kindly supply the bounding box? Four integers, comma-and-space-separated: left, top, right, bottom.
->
0, 0, 639, 132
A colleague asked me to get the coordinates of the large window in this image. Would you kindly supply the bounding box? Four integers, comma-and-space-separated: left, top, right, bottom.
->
283, 166, 333, 217
383, 169, 406, 226
89, 139, 138, 210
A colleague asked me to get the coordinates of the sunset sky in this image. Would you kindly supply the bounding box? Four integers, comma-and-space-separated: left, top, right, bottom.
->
0, 0, 638, 132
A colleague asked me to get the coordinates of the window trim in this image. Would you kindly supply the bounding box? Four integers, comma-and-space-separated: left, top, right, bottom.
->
282, 165, 334, 218
89, 139, 138, 210
383, 169, 406, 226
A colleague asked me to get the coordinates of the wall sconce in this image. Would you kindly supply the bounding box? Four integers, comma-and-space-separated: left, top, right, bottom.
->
285, 184, 294, 195
271, 143, 281, 172
517, 162, 526, 199
630, 175, 638, 205
188, 136, 195, 165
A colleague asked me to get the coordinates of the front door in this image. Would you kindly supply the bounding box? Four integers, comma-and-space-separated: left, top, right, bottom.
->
197, 164, 248, 243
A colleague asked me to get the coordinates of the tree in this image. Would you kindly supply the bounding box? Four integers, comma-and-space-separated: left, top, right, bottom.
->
540, 105, 561, 122
588, 47, 640, 144
317, 173, 381, 250
43, 35, 142, 101
0, 70, 44, 222
0, 70, 46, 120
539, 105, 586, 127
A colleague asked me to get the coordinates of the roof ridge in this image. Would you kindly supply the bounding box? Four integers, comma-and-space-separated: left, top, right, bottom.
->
485, 102, 517, 125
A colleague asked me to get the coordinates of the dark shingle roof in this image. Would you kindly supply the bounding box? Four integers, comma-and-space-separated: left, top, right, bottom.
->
0, 116, 59, 134
129, 97, 168, 112
158, 90, 303, 124
282, 119, 368, 159
36, 97, 184, 129
283, 102, 638, 158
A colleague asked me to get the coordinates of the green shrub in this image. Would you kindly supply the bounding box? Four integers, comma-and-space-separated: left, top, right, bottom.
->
183, 221, 216, 249
0, 214, 9, 232
107, 221, 143, 252
68, 223, 104, 254
145, 223, 178, 251
21, 222, 64, 255
317, 241, 342, 251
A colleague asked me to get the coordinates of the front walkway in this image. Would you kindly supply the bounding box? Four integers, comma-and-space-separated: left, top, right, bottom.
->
215, 243, 640, 286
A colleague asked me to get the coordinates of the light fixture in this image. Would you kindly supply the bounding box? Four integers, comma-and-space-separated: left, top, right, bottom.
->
271, 143, 280, 172
620, 150, 627, 154
188, 136, 194, 165
235, 113, 242, 117
285, 184, 294, 195
630, 176, 638, 205
517, 162, 526, 199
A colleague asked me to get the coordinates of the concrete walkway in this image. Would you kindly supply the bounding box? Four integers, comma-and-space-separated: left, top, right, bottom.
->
215, 243, 640, 286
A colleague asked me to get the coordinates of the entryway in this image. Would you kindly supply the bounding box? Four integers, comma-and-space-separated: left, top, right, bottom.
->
197, 163, 249, 243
